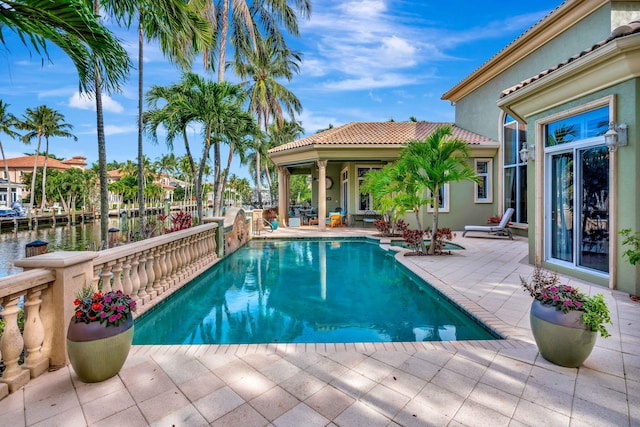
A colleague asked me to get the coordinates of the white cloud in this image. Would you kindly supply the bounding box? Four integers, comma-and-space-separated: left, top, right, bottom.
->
68, 92, 124, 113
324, 74, 416, 91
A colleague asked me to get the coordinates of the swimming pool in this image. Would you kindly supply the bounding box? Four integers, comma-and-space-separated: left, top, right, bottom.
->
133, 239, 497, 345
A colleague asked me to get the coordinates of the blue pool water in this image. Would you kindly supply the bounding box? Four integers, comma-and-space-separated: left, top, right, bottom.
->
133, 239, 497, 345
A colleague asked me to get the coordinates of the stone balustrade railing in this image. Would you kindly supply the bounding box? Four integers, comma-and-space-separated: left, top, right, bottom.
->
0, 221, 224, 401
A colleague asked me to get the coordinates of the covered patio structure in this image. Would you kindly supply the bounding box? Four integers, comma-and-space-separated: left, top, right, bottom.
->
268, 121, 498, 231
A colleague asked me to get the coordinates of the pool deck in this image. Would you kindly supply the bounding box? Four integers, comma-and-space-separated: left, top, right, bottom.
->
2, 227, 639, 426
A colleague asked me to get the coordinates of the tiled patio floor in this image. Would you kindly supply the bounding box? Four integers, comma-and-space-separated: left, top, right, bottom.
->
1, 227, 638, 426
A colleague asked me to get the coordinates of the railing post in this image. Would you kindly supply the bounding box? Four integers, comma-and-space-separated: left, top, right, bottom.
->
212, 217, 225, 258
14, 251, 99, 367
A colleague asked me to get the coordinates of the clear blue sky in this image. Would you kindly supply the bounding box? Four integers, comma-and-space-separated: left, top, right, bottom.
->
0, 0, 561, 181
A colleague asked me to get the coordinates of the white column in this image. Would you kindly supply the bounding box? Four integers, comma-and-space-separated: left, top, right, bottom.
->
278, 167, 288, 227
318, 160, 327, 231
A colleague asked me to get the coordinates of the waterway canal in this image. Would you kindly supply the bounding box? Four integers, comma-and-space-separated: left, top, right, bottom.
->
0, 219, 121, 278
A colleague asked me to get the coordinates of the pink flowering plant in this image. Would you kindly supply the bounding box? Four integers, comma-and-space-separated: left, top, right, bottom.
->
521, 266, 611, 337
73, 286, 137, 327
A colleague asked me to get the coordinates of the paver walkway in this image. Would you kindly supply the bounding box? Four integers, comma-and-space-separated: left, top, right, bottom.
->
1, 228, 638, 426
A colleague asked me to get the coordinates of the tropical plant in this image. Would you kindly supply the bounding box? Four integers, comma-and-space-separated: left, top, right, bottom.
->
0, 0, 130, 92
620, 228, 640, 265
236, 34, 303, 208
103, 0, 212, 224
399, 126, 479, 255
144, 73, 256, 220
38, 110, 76, 209
18, 105, 77, 210
521, 266, 611, 337
0, 101, 20, 206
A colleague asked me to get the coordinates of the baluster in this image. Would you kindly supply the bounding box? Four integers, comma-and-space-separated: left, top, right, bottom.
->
137, 251, 149, 303
158, 245, 169, 292
210, 232, 218, 262
23, 285, 49, 378
130, 255, 142, 303
185, 235, 195, 277
174, 240, 184, 282
92, 265, 101, 289
0, 295, 30, 392
194, 233, 203, 269
169, 241, 179, 286
152, 247, 163, 295
100, 262, 114, 292
164, 242, 174, 289
111, 259, 124, 292
178, 238, 187, 281
144, 250, 156, 299
122, 256, 133, 296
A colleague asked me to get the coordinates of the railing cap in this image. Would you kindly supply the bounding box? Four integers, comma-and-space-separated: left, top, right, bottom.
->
14, 251, 99, 269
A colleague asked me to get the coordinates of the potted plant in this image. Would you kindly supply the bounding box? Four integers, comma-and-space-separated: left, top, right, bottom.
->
521, 266, 611, 367
66, 286, 137, 382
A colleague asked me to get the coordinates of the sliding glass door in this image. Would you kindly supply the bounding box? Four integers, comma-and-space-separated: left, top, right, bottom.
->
545, 106, 609, 275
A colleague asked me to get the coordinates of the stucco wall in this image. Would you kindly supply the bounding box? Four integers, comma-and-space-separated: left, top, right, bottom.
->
454, 6, 611, 139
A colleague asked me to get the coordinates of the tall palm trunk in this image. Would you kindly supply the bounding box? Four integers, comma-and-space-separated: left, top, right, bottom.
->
94, 0, 109, 244
137, 17, 146, 223
29, 134, 42, 210
40, 137, 49, 210
429, 190, 440, 256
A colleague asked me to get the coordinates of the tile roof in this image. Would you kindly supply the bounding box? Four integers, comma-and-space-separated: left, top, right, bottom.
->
0, 155, 73, 170
501, 21, 640, 98
269, 122, 496, 154
62, 156, 87, 167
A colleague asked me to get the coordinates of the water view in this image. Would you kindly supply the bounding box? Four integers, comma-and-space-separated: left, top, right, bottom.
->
0, 219, 121, 278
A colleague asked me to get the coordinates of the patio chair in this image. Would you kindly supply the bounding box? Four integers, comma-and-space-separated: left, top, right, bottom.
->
362, 210, 377, 228
462, 208, 515, 240
327, 212, 343, 227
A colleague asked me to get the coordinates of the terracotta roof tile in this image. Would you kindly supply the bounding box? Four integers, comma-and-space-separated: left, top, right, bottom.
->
501, 21, 640, 98
269, 122, 495, 154
0, 155, 73, 170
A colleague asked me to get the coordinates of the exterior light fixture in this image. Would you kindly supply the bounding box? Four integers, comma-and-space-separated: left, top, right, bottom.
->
520, 142, 535, 163
604, 122, 628, 151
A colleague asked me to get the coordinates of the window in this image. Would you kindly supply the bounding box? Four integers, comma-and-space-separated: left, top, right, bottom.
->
474, 159, 492, 203
356, 165, 381, 212
503, 115, 527, 223
427, 184, 450, 213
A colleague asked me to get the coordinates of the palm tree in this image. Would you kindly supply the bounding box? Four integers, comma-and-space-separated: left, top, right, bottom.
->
0, 0, 130, 93
236, 34, 302, 208
399, 126, 478, 255
144, 73, 255, 219
17, 105, 54, 210
104, 0, 212, 223
0, 101, 20, 206
38, 110, 76, 209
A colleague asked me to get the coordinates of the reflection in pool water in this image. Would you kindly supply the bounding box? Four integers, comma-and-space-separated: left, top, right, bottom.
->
134, 239, 496, 345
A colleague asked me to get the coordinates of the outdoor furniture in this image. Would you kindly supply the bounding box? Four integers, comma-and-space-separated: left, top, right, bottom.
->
326, 213, 343, 227
462, 208, 515, 240
362, 210, 378, 228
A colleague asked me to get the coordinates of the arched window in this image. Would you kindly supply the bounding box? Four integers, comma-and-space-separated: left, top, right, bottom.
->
503, 115, 527, 224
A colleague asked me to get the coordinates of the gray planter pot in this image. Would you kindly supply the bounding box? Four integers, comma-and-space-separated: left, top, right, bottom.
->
529, 300, 597, 368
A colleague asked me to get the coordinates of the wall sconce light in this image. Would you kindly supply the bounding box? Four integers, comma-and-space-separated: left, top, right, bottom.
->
519, 142, 535, 163
604, 122, 628, 151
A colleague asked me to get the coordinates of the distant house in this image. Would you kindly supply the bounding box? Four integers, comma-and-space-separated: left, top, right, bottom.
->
270, 0, 640, 296
0, 155, 87, 206
0, 178, 25, 206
